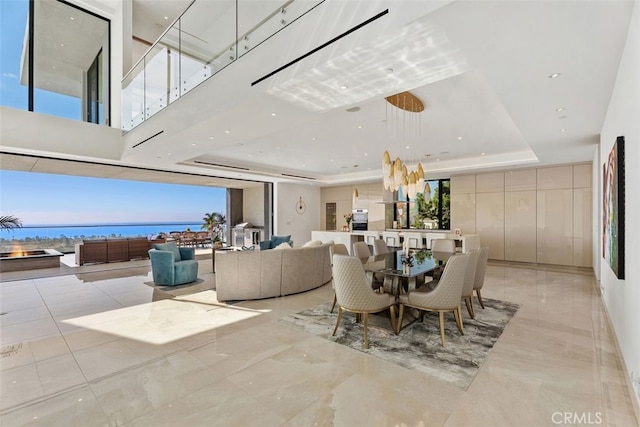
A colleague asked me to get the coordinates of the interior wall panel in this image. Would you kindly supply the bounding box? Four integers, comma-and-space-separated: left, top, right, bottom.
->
537, 189, 574, 265
476, 192, 504, 260
504, 191, 537, 263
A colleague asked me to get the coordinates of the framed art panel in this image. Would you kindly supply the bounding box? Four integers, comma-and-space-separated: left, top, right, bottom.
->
603, 136, 625, 279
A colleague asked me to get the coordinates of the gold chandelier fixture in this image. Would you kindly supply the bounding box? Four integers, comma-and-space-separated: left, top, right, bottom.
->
382, 91, 426, 200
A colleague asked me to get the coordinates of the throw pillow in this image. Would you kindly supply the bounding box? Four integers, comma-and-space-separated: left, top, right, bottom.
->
259, 240, 272, 251
154, 242, 181, 261
273, 242, 292, 250
270, 235, 291, 247
302, 240, 323, 247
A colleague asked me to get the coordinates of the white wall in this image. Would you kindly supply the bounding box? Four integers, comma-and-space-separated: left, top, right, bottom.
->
274, 183, 321, 246
599, 0, 640, 410
242, 186, 264, 227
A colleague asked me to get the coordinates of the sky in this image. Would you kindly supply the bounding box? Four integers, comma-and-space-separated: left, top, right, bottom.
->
0, 2, 227, 226
0, 170, 227, 226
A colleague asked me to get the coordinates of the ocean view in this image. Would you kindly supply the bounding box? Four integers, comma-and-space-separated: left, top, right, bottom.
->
0, 222, 205, 242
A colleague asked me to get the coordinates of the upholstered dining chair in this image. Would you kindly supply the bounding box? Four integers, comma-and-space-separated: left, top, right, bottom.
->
352, 241, 385, 292
332, 254, 397, 349
330, 243, 350, 313
397, 253, 469, 347
401, 233, 424, 249
473, 247, 490, 309
431, 239, 456, 253
460, 248, 480, 319
372, 239, 389, 255
352, 241, 371, 259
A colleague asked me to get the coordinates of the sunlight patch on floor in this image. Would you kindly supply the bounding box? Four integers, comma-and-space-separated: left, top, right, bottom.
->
62, 291, 269, 345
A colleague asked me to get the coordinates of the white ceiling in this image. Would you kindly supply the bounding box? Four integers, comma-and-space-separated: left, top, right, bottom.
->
120, 0, 633, 186
6, 0, 635, 189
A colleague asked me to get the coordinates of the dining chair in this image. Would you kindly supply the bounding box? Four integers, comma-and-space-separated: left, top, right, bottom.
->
332, 254, 397, 349
363, 231, 381, 247
352, 241, 384, 292
352, 241, 371, 258
397, 253, 469, 347
402, 233, 424, 249
372, 239, 389, 255
381, 231, 401, 248
460, 248, 480, 319
431, 239, 456, 253
473, 247, 490, 309
329, 243, 349, 312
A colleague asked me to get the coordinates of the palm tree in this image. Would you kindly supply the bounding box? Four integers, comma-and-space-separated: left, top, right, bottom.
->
202, 212, 226, 243
0, 215, 22, 231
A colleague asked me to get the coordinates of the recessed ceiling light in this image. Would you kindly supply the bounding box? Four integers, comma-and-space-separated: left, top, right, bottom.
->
549, 73, 561, 78
271, 112, 277, 116
276, 146, 280, 150
457, 136, 463, 140
340, 85, 348, 90
357, 125, 362, 129
561, 128, 567, 133
405, 146, 410, 149
481, 152, 486, 156
330, 159, 334, 162
164, 16, 169, 20
311, 137, 316, 141
52, 66, 56, 69
436, 158, 440, 162
60, 43, 64, 47
209, 136, 215, 140
364, 153, 368, 156
191, 143, 196, 146
224, 130, 231, 134
555, 107, 565, 112
70, 16, 74, 20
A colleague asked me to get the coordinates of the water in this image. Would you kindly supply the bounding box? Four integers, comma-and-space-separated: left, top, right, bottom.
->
0, 222, 207, 240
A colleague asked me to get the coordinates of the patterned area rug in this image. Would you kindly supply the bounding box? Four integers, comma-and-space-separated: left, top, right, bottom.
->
279, 298, 519, 389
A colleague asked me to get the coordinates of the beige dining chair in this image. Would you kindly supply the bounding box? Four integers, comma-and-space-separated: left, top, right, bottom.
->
332, 254, 397, 349
352, 241, 371, 259
402, 233, 424, 249
381, 231, 401, 247
329, 243, 349, 313
460, 248, 480, 319
431, 239, 456, 253
473, 247, 490, 309
372, 239, 389, 255
397, 253, 469, 347
353, 241, 385, 292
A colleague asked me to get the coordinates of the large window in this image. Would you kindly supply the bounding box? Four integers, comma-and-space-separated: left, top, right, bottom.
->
395, 179, 450, 230
0, 0, 110, 124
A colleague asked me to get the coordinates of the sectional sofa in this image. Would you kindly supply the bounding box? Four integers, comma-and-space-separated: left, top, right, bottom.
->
215, 242, 332, 301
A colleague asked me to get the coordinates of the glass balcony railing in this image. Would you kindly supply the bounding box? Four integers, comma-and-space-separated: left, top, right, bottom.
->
121, 0, 324, 132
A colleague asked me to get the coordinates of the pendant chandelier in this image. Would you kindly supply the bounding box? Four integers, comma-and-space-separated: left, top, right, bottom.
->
382, 91, 426, 200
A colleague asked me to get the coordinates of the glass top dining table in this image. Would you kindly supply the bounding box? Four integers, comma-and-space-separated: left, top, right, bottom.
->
361, 250, 454, 278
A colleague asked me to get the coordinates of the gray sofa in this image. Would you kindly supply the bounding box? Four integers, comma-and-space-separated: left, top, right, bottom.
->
215, 242, 333, 301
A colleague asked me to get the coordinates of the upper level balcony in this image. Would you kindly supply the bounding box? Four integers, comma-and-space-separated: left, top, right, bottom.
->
121, 0, 324, 132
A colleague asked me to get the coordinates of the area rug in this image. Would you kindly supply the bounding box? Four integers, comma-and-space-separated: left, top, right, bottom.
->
279, 298, 519, 389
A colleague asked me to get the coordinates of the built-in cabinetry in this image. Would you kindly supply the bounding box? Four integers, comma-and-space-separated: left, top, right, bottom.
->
451, 163, 592, 267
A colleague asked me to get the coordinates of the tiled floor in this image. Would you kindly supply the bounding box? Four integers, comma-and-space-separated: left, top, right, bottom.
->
0, 257, 638, 426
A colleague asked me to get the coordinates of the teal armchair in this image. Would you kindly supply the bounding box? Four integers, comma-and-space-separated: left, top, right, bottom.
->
149, 242, 198, 286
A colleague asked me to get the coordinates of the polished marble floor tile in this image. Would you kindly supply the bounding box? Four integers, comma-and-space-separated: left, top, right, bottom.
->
0, 259, 637, 426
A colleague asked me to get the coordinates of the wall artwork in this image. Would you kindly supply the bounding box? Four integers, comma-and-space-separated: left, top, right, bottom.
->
603, 136, 625, 279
